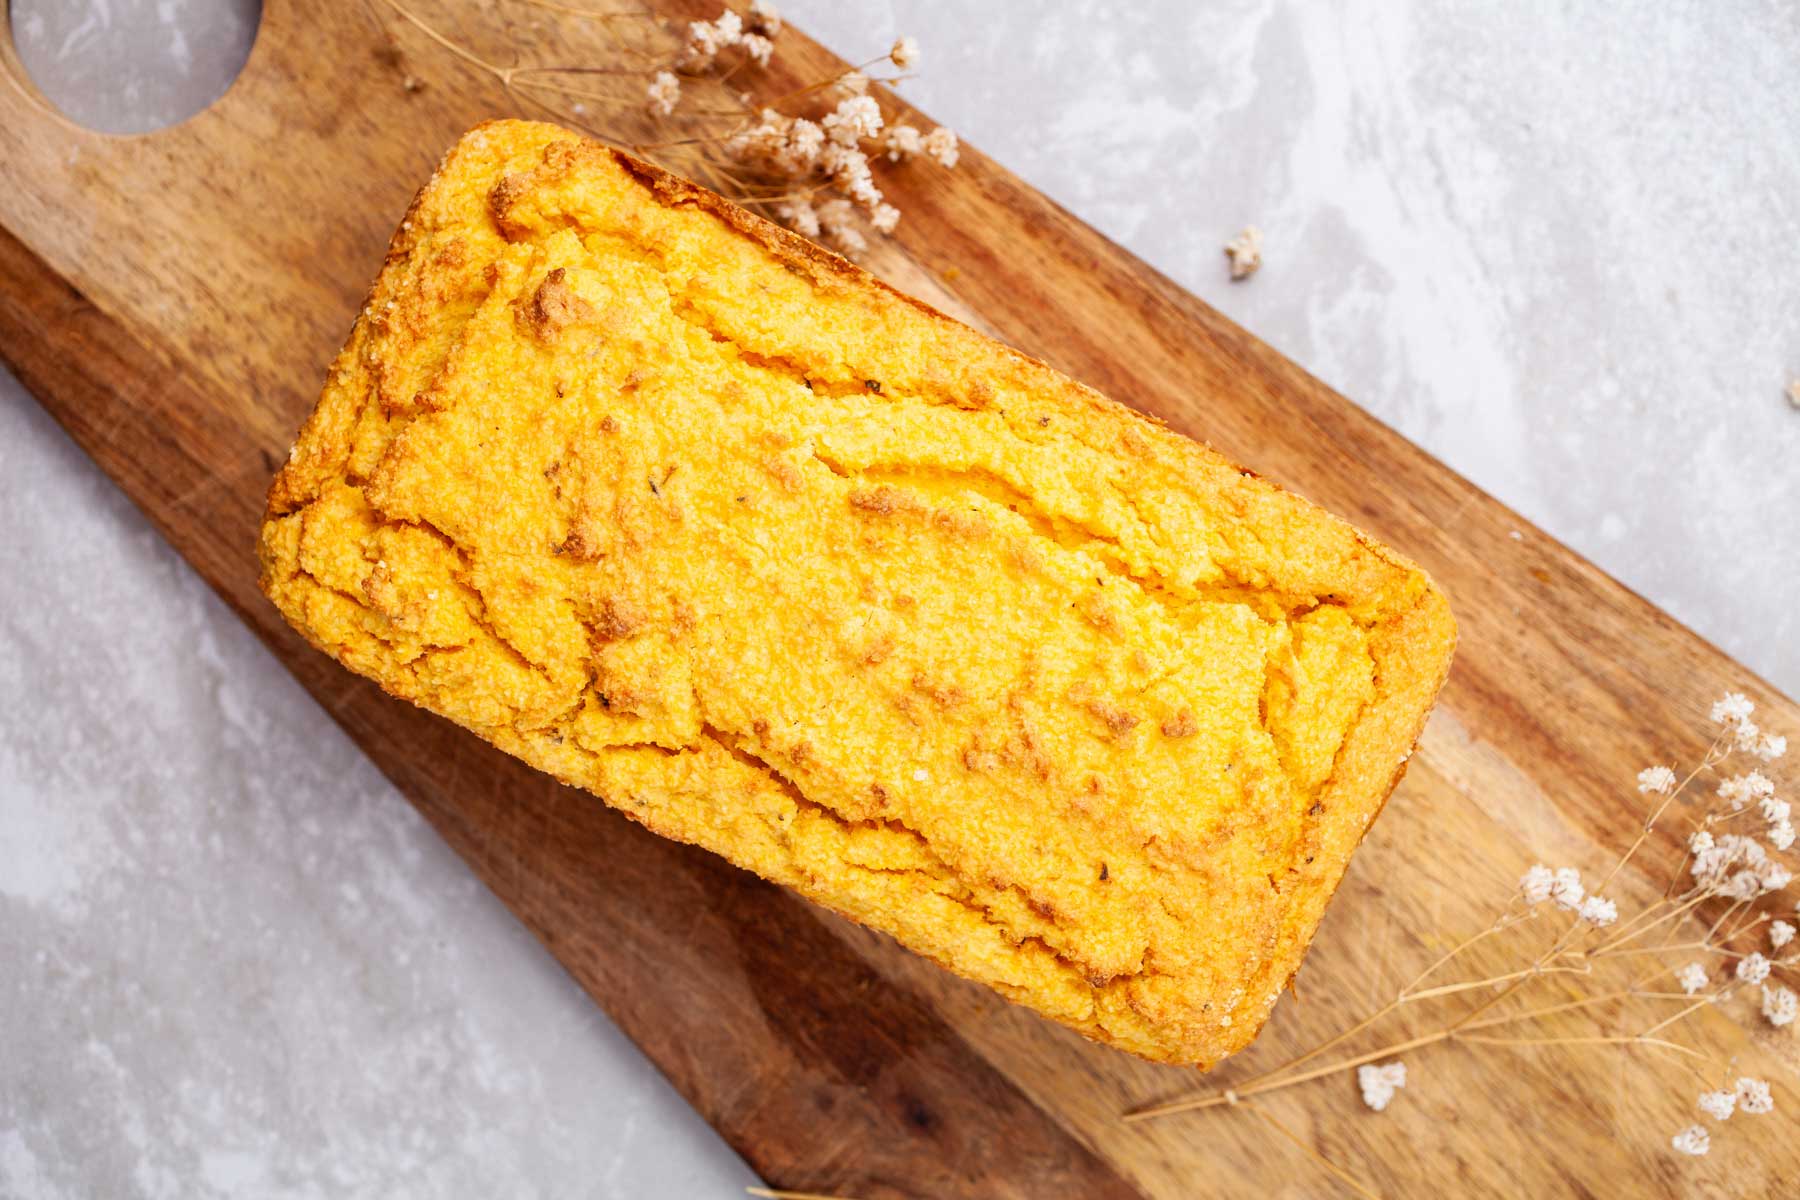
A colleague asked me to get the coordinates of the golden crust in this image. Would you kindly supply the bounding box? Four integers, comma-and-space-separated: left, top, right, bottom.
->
259, 120, 1456, 1066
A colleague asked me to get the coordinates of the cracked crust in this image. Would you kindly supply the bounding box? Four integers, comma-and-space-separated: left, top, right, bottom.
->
258, 120, 1456, 1067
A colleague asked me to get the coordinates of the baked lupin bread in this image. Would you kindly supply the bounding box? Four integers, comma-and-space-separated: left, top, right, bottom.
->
260, 120, 1455, 1067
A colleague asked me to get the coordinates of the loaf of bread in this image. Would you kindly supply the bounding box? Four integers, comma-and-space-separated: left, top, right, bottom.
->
260, 120, 1455, 1067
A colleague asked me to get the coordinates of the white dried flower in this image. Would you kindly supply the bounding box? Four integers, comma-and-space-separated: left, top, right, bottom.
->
890, 35, 920, 70
821, 141, 872, 192
1550, 867, 1585, 911
679, 12, 742, 70
823, 95, 884, 146
1577, 895, 1619, 927
1758, 860, 1793, 892
1694, 832, 1772, 892
816, 197, 856, 229
1718, 771, 1776, 808
747, 0, 782, 37
1519, 864, 1555, 905
1756, 732, 1789, 762
921, 125, 959, 167
816, 198, 866, 258
1356, 1061, 1407, 1112
1772, 919, 1796, 949
1637, 765, 1678, 794
774, 118, 823, 174
1735, 1077, 1774, 1115
1763, 797, 1792, 824
1697, 1089, 1736, 1120
741, 32, 774, 67
1763, 984, 1797, 1027
869, 203, 900, 234
835, 69, 869, 96
646, 70, 681, 116
724, 109, 791, 166
884, 123, 923, 161
846, 175, 883, 213
1225, 226, 1264, 281
1738, 952, 1773, 985
1726, 869, 1766, 901
1670, 1124, 1710, 1156
774, 198, 820, 238
825, 225, 867, 257
1771, 820, 1797, 852
1676, 962, 1709, 995
1713, 692, 1756, 728
1689, 830, 1714, 855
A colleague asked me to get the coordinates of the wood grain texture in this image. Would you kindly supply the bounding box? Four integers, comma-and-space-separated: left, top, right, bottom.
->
1, 3, 1794, 1195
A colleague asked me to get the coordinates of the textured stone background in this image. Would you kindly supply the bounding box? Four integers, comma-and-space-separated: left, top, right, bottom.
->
2, 1, 1795, 1195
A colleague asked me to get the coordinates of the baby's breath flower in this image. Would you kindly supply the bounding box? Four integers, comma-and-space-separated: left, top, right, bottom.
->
1726, 869, 1766, 901
821, 142, 873, 196
1670, 1124, 1710, 1156
921, 126, 960, 167
816, 197, 866, 257
1718, 771, 1775, 808
1577, 895, 1618, 926
774, 198, 820, 238
646, 70, 681, 116
890, 35, 920, 70
1689, 830, 1714, 855
1762, 984, 1797, 1027
1758, 860, 1792, 892
1756, 732, 1788, 762
773, 118, 823, 174
869, 202, 900, 234
823, 95, 884, 146
747, 0, 782, 37
835, 69, 869, 96
1697, 1089, 1736, 1120
1772, 919, 1795, 949
883, 123, 923, 161
1356, 1061, 1406, 1112
741, 33, 774, 67
1676, 962, 1709, 995
1693, 832, 1772, 892
1637, 765, 1678, 794
1713, 692, 1756, 728
679, 10, 743, 70
1550, 867, 1585, 911
1737, 952, 1772, 985
724, 108, 790, 166
846, 176, 883, 213
1519, 864, 1555, 905
1735, 1077, 1774, 1115
1225, 225, 1264, 280
1771, 819, 1796, 852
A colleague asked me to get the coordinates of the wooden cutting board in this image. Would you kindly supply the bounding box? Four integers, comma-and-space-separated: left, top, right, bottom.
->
3, 2, 1794, 1195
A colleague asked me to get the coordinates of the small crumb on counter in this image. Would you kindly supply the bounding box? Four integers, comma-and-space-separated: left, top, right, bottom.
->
1224, 226, 1263, 281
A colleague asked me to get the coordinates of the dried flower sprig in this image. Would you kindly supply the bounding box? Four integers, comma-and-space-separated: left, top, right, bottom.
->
1126, 691, 1792, 1183
370, 1, 960, 259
